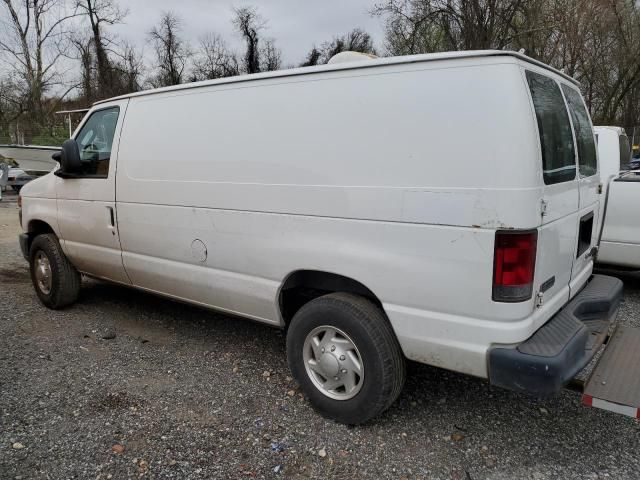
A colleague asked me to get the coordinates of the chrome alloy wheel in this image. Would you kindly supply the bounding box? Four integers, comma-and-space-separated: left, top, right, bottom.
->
303, 325, 364, 400
34, 251, 52, 295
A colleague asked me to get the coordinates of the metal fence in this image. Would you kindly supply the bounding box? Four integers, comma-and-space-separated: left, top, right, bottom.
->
0, 110, 88, 147
0, 121, 69, 147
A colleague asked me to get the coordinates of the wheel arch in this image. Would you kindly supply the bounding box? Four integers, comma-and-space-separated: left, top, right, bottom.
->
27, 219, 55, 235
278, 269, 385, 327
22, 220, 57, 256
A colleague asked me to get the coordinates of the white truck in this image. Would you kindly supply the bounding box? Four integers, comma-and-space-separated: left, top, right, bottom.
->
595, 126, 640, 269
17, 50, 639, 423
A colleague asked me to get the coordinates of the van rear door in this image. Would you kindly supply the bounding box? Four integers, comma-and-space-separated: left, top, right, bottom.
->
525, 70, 580, 305
560, 85, 600, 294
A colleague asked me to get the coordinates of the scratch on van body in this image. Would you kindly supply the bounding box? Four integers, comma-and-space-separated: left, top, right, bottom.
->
450, 234, 465, 244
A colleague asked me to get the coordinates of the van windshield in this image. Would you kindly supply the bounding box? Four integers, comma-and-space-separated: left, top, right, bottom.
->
526, 71, 576, 185
561, 85, 597, 177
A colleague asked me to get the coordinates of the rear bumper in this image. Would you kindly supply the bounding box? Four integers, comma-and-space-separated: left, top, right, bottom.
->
488, 274, 623, 397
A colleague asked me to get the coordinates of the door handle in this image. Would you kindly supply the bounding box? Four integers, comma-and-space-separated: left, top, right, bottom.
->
107, 206, 115, 235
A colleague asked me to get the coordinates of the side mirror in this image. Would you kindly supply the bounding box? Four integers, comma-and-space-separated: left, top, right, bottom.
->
56, 139, 81, 174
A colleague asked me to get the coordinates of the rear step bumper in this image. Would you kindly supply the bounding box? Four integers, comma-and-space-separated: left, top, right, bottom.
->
488, 275, 623, 397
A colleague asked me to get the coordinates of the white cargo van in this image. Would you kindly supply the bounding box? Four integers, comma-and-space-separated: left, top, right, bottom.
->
18, 51, 634, 424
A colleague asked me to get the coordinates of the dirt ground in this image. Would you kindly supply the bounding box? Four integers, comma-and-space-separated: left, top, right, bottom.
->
1, 188, 639, 479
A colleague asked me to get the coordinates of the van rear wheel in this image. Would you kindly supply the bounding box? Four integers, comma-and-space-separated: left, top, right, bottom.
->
29, 234, 80, 309
286, 293, 405, 424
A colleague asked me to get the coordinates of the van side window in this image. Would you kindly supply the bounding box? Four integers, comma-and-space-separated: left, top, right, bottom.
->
561, 85, 597, 177
74, 107, 120, 177
525, 71, 576, 185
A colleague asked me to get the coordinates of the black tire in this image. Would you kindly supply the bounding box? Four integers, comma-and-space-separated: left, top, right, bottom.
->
12, 185, 22, 193
29, 233, 80, 309
286, 293, 406, 424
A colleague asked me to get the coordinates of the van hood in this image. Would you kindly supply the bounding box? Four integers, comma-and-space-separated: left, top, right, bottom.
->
20, 169, 57, 199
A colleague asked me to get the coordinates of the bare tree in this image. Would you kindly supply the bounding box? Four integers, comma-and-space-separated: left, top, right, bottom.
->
260, 38, 282, 72
594, 1, 640, 123
0, 74, 27, 142
71, 34, 95, 103
148, 12, 190, 87
192, 33, 239, 80
0, 0, 80, 117
232, 7, 283, 73
114, 41, 143, 93
441, 0, 525, 50
371, 0, 445, 54
76, 0, 127, 98
300, 46, 321, 67
373, 0, 525, 53
233, 6, 263, 74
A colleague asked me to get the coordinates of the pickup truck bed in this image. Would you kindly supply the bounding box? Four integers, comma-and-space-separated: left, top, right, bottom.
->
598, 171, 640, 269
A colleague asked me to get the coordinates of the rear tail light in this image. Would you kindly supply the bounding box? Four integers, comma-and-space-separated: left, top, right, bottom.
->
493, 230, 537, 302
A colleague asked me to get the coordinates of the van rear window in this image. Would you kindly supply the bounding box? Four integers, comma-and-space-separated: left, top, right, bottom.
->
561, 85, 597, 177
525, 71, 576, 185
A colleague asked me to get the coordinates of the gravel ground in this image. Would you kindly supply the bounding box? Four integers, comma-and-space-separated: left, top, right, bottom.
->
1, 189, 639, 480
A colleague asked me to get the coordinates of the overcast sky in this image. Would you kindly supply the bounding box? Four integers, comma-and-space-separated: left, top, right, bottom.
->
111, 0, 386, 66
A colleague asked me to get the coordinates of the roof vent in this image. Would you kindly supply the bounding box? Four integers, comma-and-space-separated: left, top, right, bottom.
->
327, 51, 378, 65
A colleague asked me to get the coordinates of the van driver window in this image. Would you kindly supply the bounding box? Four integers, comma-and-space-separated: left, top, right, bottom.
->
74, 107, 120, 177
525, 71, 576, 185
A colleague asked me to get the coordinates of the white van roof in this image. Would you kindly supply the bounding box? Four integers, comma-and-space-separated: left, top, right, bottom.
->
94, 49, 579, 106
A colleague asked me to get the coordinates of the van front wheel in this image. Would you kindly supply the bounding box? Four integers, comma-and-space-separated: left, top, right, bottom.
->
29, 234, 80, 309
286, 293, 405, 424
